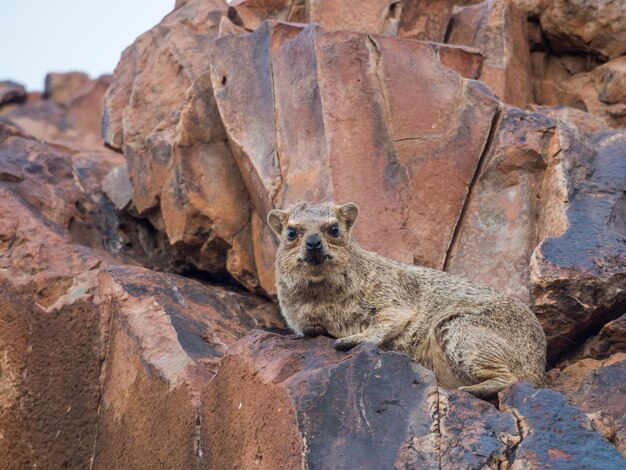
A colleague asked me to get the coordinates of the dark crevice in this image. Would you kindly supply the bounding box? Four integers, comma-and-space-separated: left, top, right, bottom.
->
443, 105, 503, 271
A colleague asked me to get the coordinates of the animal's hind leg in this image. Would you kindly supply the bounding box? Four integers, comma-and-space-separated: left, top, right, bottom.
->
435, 315, 521, 399
459, 374, 518, 399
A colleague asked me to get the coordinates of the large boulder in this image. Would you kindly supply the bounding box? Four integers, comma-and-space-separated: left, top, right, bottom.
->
538, 0, 626, 59
447, 0, 533, 108
0, 121, 282, 468
550, 353, 626, 457
202, 330, 625, 468
211, 22, 499, 278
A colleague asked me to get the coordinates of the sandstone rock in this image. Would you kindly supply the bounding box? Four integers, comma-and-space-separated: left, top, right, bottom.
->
539, 0, 626, 59
499, 382, 626, 468
550, 354, 626, 456
102, 164, 133, 211
102, 0, 265, 291
448, 0, 533, 108
44, 71, 90, 105
212, 22, 499, 271
0, 81, 26, 108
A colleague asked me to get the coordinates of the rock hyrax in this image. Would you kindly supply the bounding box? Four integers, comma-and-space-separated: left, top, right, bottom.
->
268, 201, 547, 398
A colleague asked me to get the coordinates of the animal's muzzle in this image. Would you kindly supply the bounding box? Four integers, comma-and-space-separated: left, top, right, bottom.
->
304, 233, 331, 264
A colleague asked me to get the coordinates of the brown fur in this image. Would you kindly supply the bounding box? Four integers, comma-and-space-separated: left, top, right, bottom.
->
268, 201, 547, 399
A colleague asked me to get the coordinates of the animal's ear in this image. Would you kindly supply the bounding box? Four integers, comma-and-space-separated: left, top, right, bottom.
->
337, 203, 359, 230
267, 209, 288, 235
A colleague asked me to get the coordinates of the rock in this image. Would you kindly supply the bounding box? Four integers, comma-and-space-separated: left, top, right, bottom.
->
102, 164, 133, 211
0, 123, 282, 468
581, 314, 626, 360
530, 123, 626, 361
448, 0, 533, 108
532, 55, 626, 128
446, 108, 556, 302
203, 331, 518, 468
424, 42, 484, 80
0, 81, 27, 108
499, 382, 626, 468
43, 72, 90, 105
539, 0, 626, 59
2, 74, 112, 152
550, 353, 626, 456
398, 0, 454, 41
307, 0, 400, 34
102, 0, 264, 290
228, 0, 305, 31
211, 22, 499, 272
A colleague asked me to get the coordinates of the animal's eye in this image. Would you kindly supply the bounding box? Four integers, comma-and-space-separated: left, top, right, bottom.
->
286, 227, 298, 241
328, 224, 340, 237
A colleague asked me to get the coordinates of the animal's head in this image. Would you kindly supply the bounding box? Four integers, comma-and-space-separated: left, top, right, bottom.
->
267, 201, 359, 281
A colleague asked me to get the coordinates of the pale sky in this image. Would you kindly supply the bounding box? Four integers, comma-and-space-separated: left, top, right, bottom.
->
1, 0, 176, 91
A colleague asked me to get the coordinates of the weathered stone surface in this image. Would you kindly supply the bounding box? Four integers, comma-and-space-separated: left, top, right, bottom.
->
102, 0, 266, 290
308, 0, 399, 34
499, 382, 626, 468
2, 74, 112, 151
398, 0, 454, 41
448, 0, 533, 108
212, 22, 499, 270
425, 42, 484, 80
550, 353, 626, 456
44, 71, 90, 105
203, 331, 520, 469
581, 314, 626, 360
447, 108, 556, 302
0, 81, 26, 108
538, 0, 626, 59
0, 123, 282, 468
532, 55, 626, 128
530, 123, 626, 360
228, 0, 305, 31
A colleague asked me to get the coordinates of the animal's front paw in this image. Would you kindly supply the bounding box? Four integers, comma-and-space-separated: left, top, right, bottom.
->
334, 336, 361, 351
302, 325, 329, 337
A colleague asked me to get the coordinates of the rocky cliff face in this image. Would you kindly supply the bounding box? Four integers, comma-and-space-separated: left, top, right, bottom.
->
1, 0, 625, 468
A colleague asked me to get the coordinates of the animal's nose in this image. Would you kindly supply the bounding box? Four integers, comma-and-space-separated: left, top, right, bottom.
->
306, 233, 322, 250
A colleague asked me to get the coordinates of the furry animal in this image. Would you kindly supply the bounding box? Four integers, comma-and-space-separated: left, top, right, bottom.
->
268, 201, 547, 398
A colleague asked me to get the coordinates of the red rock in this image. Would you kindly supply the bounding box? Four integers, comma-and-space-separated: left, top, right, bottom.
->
532, 55, 626, 128
448, 0, 533, 108
212, 22, 499, 270
446, 108, 556, 302
425, 42, 484, 80
228, 0, 305, 31
0, 123, 282, 467
581, 315, 626, 360
2, 75, 112, 152
308, 0, 399, 34
43, 72, 90, 105
539, 0, 626, 59
398, 0, 454, 41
